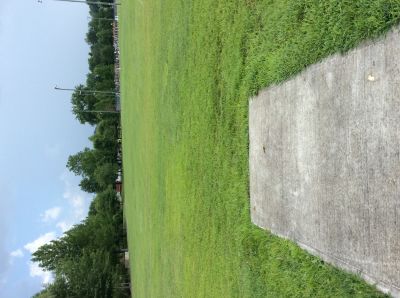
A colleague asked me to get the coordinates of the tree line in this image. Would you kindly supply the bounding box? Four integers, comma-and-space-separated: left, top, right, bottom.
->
33, 1, 129, 297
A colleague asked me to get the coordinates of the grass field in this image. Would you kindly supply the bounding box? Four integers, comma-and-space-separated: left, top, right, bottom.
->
119, 1, 400, 297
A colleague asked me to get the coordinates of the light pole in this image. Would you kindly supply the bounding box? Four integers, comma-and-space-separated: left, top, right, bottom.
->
55, 86, 119, 95
88, 16, 116, 21
82, 110, 120, 114
38, 0, 121, 6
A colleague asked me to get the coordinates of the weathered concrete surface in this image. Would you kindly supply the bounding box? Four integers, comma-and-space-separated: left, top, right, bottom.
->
250, 27, 400, 297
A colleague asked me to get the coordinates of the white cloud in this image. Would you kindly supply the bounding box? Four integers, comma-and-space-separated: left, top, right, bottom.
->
60, 172, 91, 222
25, 233, 56, 285
24, 232, 56, 254
41, 207, 61, 222
28, 262, 53, 285
69, 195, 85, 219
10, 249, 23, 258
56, 221, 73, 233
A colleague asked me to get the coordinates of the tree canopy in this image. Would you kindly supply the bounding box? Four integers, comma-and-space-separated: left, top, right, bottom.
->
32, 1, 129, 297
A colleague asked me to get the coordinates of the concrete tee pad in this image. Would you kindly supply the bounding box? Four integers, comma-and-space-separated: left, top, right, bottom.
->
250, 27, 400, 296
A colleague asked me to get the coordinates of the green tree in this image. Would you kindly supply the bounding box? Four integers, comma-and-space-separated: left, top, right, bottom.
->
32, 1, 128, 296
94, 163, 118, 190
67, 148, 97, 177
59, 249, 115, 297
79, 177, 100, 193
71, 85, 99, 125
67, 148, 102, 193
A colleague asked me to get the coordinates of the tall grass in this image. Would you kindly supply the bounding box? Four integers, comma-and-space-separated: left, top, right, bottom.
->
120, 1, 400, 297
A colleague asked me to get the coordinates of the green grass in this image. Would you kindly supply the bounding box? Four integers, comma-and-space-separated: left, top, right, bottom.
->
119, 1, 400, 297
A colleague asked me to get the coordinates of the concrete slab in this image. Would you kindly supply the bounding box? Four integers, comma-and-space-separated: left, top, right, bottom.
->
250, 26, 400, 297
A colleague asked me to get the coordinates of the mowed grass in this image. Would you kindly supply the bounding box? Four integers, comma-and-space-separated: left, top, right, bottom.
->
120, 1, 400, 297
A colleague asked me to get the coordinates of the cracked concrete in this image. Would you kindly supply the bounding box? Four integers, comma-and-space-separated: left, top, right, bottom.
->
250, 26, 400, 297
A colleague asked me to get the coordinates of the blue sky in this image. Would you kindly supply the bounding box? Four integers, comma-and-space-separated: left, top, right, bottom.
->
0, 0, 93, 296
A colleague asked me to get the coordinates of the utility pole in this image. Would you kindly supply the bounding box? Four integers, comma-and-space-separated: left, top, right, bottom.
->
55, 86, 119, 95
37, 0, 121, 6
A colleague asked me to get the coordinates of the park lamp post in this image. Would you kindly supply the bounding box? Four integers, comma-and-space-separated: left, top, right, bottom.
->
55, 85, 119, 96
88, 16, 116, 21
38, 0, 121, 6
54, 86, 120, 114
82, 109, 120, 114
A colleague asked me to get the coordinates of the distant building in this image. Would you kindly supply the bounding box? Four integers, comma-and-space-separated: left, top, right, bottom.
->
116, 181, 122, 193
116, 94, 121, 111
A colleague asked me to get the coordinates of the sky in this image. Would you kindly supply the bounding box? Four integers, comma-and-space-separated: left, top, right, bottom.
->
0, 0, 93, 297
